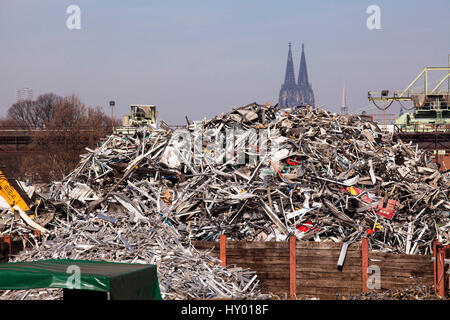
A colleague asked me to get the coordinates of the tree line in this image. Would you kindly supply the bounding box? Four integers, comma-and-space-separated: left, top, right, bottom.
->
0, 93, 120, 183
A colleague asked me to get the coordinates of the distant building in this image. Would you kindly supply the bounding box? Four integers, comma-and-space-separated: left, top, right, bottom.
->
16, 87, 33, 103
341, 85, 348, 115
279, 43, 315, 107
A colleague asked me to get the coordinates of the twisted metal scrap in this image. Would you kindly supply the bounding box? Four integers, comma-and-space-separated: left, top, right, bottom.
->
349, 286, 448, 300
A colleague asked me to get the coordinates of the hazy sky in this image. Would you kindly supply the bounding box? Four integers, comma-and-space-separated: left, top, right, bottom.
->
1, 0, 449, 124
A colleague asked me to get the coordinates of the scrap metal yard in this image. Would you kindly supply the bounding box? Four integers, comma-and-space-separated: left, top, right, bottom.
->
0, 103, 449, 299
1, 1, 449, 307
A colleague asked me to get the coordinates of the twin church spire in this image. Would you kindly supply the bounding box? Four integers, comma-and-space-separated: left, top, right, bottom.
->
298, 43, 310, 88
283, 43, 296, 87
279, 43, 315, 107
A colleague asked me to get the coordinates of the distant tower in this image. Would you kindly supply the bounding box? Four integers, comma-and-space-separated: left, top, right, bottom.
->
297, 43, 315, 106
15, 87, 33, 103
341, 85, 348, 114
278, 43, 301, 107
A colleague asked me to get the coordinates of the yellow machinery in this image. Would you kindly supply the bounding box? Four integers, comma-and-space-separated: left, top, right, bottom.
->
0, 168, 48, 261
0, 169, 33, 214
0, 168, 49, 232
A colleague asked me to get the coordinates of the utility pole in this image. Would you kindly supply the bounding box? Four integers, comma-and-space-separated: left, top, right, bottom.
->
109, 100, 115, 132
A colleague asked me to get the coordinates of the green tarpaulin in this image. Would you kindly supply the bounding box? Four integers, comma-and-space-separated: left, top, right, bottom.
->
0, 259, 162, 300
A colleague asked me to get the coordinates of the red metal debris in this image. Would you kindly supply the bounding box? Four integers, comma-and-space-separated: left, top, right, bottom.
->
340, 186, 399, 220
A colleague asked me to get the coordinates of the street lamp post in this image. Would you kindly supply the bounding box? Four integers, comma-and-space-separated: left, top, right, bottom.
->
109, 100, 115, 132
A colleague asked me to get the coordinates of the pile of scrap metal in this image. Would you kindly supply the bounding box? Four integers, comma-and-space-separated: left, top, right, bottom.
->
0, 181, 58, 251
36, 102, 450, 255
3, 101, 450, 298
349, 285, 447, 300
4, 207, 267, 300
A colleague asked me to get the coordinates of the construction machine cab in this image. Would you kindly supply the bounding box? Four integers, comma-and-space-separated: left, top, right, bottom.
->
127, 105, 157, 126
116, 105, 158, 135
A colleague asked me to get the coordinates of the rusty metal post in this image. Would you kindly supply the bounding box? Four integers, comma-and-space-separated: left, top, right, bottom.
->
438, 246, 447, 297
289, 235, 296, 299
219, 235, 226, 267
433, 240, 438, 294
446, 245, 450, 298
435, 241, 447, 297
433, 239, 447, 297
362, 237, 369, 293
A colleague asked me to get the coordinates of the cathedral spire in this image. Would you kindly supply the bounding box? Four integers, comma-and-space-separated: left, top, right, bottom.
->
279, 42, 314, 108
296, 43, 315, 107
298, 43, 309, 87
283, 42, 296, 87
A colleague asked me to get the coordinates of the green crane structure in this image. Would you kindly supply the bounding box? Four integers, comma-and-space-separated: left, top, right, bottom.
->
368, 65, 450, 170
368, 66, 450, 132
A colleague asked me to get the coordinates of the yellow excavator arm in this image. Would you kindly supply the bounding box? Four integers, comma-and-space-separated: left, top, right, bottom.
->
0, 169, 32, 213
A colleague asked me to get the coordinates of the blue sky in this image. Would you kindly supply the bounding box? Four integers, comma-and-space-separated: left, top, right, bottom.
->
1, 0, 449, 123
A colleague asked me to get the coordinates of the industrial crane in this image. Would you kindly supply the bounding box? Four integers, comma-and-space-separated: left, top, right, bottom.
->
368, 65, 450, 170
368, 66, 450, 132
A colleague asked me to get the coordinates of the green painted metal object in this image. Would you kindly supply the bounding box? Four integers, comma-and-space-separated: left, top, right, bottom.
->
395, 94, 450, 132
0, 259, 162, 300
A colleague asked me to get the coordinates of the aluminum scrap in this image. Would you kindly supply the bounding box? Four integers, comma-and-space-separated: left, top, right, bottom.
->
3, 206, 271, 300
40, 103, 450, 254
349, 285, 447, 300
3, 102, 450, 300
